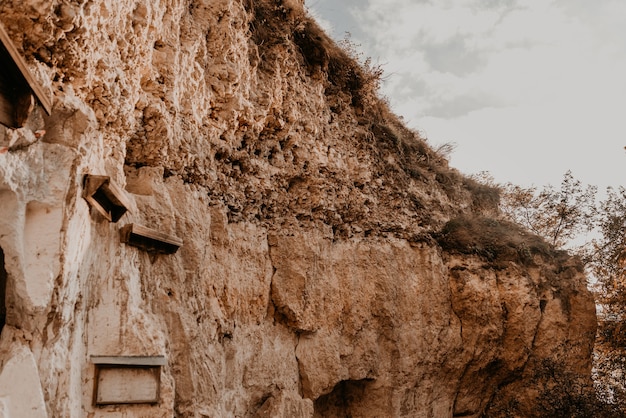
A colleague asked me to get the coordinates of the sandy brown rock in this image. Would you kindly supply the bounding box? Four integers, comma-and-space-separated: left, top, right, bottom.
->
0, 0, 596, 417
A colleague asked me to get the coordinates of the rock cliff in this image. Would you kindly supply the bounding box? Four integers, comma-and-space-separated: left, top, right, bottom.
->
0, 0, 596, 417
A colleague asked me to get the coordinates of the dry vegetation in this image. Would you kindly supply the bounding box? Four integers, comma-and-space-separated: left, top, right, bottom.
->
487, 359, 625, 417
435, 215, 564, 266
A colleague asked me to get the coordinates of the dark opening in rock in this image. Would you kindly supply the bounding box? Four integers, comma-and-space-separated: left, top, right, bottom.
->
314, 379, 373, 417
0, 247, 6, 333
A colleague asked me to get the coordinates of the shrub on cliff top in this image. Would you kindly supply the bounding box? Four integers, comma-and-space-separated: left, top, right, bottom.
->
435, 215, 565, 266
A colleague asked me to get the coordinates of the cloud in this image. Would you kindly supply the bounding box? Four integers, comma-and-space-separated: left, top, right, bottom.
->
471, 0, 519, 12
421, 34, 488, 76
346, 0, 623, 120
424, 92, 503, 119
306, 0, 367, 40
309, 0, 626, 186
347, 1, 517, 117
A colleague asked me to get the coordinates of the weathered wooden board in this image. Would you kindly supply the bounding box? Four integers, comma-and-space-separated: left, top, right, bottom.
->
94, 366, 161, 405
120, 223, 183, 254
90, 356, 167, 366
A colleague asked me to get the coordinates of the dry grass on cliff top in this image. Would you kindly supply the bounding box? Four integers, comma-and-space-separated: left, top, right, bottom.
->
435, 215, 574, 267
364, 109, 502, 213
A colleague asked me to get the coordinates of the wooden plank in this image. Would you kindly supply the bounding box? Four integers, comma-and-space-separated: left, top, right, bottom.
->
94, 366, 161, 405
90, 356, 167, 366
130, 224, 184, 247
82, 175, 108, 197
104, 181, 133, 214
120, 223, 183, 254
0, 23, 51, 115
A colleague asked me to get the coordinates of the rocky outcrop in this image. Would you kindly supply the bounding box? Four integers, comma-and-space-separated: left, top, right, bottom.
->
0, 0, 596, 417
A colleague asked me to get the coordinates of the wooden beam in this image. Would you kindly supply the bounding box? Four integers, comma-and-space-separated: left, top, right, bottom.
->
120, 223, 183, 254
90, 356, 167, 366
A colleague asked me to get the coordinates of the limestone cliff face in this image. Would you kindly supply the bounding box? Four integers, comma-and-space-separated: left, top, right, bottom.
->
0, 0, 596, 417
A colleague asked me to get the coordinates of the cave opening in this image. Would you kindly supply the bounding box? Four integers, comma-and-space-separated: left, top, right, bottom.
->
314, 379, 373, 417
0, 247, 6, 333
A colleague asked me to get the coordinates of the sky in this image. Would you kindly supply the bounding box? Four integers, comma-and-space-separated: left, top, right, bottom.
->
306, 0, 626, 189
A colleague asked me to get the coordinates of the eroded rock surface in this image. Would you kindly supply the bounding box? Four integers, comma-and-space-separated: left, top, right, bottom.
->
0, 0, 595, 417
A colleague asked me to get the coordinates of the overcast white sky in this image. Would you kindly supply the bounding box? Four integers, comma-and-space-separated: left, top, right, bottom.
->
306, 0, 626, 189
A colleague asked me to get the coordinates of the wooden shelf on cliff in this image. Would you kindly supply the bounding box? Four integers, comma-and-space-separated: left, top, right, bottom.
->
0, 23, 51, 128
82, 175, 131, 222
90, 356, 166, 406
120, 223, 183, 254
90, 356, 167, 367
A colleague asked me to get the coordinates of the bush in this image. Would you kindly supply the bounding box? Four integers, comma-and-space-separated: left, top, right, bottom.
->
534, 360, 626, 418
486, 359, 625, 417
435, 215, 559, 266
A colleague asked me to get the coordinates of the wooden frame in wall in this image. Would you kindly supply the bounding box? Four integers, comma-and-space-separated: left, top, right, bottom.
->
82, 175, 131, 223
90, 356, 166, 406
